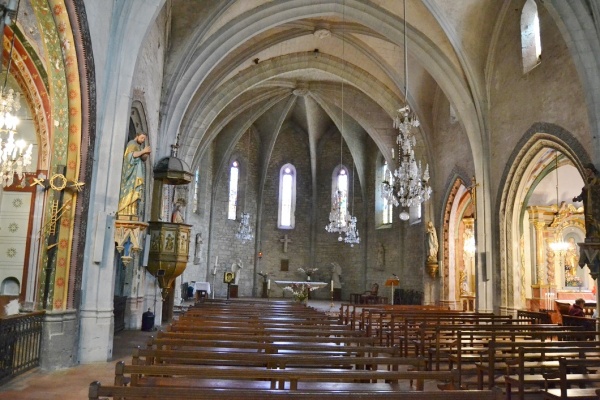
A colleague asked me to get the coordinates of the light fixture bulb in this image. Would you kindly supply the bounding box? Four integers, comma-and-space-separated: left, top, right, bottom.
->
399, 210, 410, 221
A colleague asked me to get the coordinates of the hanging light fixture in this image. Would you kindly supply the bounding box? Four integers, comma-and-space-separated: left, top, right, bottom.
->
325, 1, 356, 241
0, 0, 31, 188
235, 132, 254, 243
344, 164, 360, 247
549, 150, 568, 253
381, 0, 431, 221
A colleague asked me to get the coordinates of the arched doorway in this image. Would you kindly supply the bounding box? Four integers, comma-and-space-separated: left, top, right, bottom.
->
499, 132, 588, 315
442, 176, 475, 310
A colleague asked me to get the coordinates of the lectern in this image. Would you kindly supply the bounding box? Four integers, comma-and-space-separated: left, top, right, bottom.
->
385, 278, 399, 305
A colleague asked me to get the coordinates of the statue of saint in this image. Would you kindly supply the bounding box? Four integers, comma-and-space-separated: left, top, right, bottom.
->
331, 262, 342, 289
426, 221, 439, 263
573, 163, 600, 242
193, 233, 203, 264
231, 259, 243, 285
118, 132, 151, 217
171, 201, 185, 223
565, 237, 579, 277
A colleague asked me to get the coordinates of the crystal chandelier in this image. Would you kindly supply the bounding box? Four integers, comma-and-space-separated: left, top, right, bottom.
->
0, 0, 30, 189
381, 0, 431, 221
326, 189, 350, 241
235, 211, 254, 243
325, 7, 358, 243
344, 215, 360, 247
0, 90, 31, 187
235, 132, 253, 243
344, 165, 360, 246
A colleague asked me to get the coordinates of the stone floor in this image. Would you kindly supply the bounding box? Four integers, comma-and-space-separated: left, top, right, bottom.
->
0, 299, 343, 399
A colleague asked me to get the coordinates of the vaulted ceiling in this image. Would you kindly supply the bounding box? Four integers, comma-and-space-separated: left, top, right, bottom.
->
156, 1, 529, 195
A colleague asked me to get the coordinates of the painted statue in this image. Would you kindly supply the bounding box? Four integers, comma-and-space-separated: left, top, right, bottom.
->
426, 221, 439, 263
118, 132, 151, 217
232, 259, 243, 285
331, 262, 342, 289
573, 163, 600, 241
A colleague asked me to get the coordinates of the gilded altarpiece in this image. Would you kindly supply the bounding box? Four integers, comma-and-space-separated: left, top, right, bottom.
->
527, 204, 585, 310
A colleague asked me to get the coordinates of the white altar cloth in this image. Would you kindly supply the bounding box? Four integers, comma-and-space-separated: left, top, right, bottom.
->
192, 281, 211, 294
273, 281, 328, 290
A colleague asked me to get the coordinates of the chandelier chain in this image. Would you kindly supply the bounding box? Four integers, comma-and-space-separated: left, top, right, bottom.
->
380, 0, 431, 221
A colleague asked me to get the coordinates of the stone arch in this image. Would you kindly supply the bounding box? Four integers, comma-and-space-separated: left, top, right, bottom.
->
440, 169, 472, 309
497, 122, 590, 313
180, 53, 399, 164
163, 1, 482, 175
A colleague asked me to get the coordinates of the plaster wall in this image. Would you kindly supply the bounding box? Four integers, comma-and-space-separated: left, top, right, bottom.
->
488, 1, 591, 209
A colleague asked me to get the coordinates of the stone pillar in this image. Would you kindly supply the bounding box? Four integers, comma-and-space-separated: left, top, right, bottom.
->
533, 221, 547, 285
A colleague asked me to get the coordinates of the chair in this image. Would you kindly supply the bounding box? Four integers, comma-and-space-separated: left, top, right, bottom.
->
360, 283, 379, 304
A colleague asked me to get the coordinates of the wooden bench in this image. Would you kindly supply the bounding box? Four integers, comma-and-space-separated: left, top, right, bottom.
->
542, 357, 600, 399
114, 361, 459, 391
132, 347, 427, 372
442, 327, 588, 387
502, 342, 600, 399
148, 336, 403, 358
89, 382, 504, 399
516, 310, 551, 325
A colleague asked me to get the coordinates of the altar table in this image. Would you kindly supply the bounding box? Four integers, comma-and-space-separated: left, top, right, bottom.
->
273, 281, 328, 290
192, 281, 211, 296
274, 281, 328, 300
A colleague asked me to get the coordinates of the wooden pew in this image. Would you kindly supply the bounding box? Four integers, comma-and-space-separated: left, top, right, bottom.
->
148, 337, 401, 358
154, 330, 379, 347
542, 357, 600, 399
516, 309, 551, 324
504, 342, 600, 400
132, 347, 426, 372
441, 326, 587, 387
89, 382, 504, 400
114, 361, 460, 391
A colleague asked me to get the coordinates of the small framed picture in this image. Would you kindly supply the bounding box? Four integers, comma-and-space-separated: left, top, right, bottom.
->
223, 271, 235, 283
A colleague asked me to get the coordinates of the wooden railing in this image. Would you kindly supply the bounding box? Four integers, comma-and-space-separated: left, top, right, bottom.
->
0, 311, 44, 385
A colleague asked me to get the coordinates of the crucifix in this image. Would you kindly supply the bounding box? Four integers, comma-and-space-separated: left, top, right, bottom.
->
279, 234, 292, 253
32, 167, 85, 309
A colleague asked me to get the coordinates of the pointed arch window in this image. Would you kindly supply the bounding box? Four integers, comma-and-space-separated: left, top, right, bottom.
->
521, 0, 542, 73
278, 163, 296, 229
228, 161, 239, 220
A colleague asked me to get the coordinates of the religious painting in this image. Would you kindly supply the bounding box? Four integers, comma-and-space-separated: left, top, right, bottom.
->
281, 259, 289, 271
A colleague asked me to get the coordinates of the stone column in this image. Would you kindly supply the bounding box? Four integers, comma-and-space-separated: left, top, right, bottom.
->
532, 221, 547, 285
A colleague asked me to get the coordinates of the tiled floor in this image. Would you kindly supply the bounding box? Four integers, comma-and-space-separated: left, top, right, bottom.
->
0, 300, 343, 399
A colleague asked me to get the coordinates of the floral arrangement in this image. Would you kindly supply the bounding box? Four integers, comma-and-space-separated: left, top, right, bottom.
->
283, 282, 318, 302
257, 271, 269, 282
566, 275, 582, 287
298, 267, 318, 281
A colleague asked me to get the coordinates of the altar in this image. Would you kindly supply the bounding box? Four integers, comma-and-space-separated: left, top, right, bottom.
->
273, 281, 328, 300
192, 281, 211, 299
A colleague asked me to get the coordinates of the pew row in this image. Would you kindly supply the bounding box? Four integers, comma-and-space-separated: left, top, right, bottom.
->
89, 382, 504, 400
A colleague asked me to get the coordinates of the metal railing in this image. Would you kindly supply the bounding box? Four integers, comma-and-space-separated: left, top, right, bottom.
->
0, 311, 44, 385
